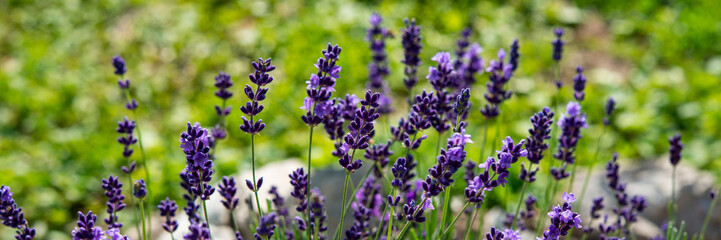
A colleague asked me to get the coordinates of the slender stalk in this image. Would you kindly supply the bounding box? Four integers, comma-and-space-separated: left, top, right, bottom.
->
511, 173, 530, 228
332, 166, 373, 240
397, 196, 429, 240
386, 189, 397, 240
577, 126, 607, 212
125, 173, 141, 239
250, 116, 263, 219
671, 166, 677, 222
139, 200, 147, 240
478, 120, 488, 161
199, 176, 212, 237
476, 207, 484, 240
440, 202, 471, 239
373, 201, 390, 240
124, 88, 152, 237
337, 171, 351, 240
306, 125, 314, 240
230, 211, 239, 232
464, 207, 479, 240
440, 186, 453, 232
700, 188, 719, 240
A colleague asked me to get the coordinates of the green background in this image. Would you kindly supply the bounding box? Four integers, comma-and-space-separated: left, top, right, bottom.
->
1, 0, 719, 238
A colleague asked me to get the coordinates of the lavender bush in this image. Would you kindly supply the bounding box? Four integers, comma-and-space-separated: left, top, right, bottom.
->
1, 10, 718, 240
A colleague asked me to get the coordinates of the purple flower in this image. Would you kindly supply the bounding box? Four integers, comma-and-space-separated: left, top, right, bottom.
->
401, 19, 422, 90
180, 169, 200, 223
101, 175, 126, 229
573, 66, 587, 101
603, 98, 616, 126
590, 197, 604, 219
289, 168, 309, 213
522, 107, 554, 182
481, 48, 514, 119
366, 13, 393, 114
116, 117, 137, 159
240, 58, 275, 135
711, 189, 717, 200
268, 186, 289, 227
347, 177, 382, 239
427, 125, 474, 190
520, 195, 537, 227
184, 221, 210, 240
71, 211, 104, 240
551, 102, 587, 180
552, 28, 565, 62
308, 188, 328, 238
158, 197, 179, 234
484, 227, 505, 240
179, 122, 215, 200
105, 228, 130, 240
112, 56, 127, 76
0, 186, 26, 229
464, 160, 476, 183
301, 44, 342, 126
539, 193, 582, 240
426, 52, 455, 133
364, 140, 394, 177
133, 179, 147, 199
453, 28, 485, 90
453, 28, 472, 71
214, 71, 234, 101
219, 176, 239, 210
339, 90, 381, 172
402, 199, 428, 223
255, 212, 277, 240
598, 153, 647, 234
669, 133, 683, 166
453, 88, 471, 122
509, 39, 520, 72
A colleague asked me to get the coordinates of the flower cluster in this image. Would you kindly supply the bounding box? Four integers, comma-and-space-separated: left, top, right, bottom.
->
1, 186, 35, 240
522, 107, 555, 182
338, 90, 381, 172
240, 58, 275, 135
591, 153, 647, 236
426, 52, 455, 133
485, 227, 521, 240
218, 176, 239, 210
71, 211, 105, 240
465, 137, 525, 203
179, 122, 215, 200
116, 117, 137, 174
133, 179, 147, 199
180, 169, 201, 223
366, 13, 393, 114
551, 28, 565, 88
289, 168, 309, 213
101, 175, 126, 229
425, 126, 474, 196
301, 44, 342, 126
346, 177, 382, 239
453, 28, 471, 71
158, 197, 179, 234
603, 98, 616, 126
551, 102, 587, 180
211, 71, 233, 148
255, 213, 277, 240
401, 18, 422, 91
480, 48, 514, 119
538, 193, 582, 240
308, 188, 328, 238
519, 195, 537, 229
668, 133, 683, 166
268, 186, 291, 239
573, 66, 587, 101
184, 221, 210, 240
364, 140, 394, 177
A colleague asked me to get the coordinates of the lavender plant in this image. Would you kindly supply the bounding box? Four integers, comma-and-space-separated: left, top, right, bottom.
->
400, 18, 422, 100
366, 13, 393, 114
240, 58, 276, 220
179, 122, 215, 233
0, 186, 36, 240
157, 198, 179, 239
210, 71, 234, 159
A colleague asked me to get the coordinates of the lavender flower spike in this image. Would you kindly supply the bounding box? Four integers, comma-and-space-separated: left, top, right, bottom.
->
366, 13, 393, 114
668, 133, 683, 166
133, 179, 147, 199
522, 107, 554, 182
551, 102, 587, 180
102, 175, 126, 229
219, 176, 239, 210
401, 18, 422, 91
1, 185, 30, 231
179, 122, 215, 200
573, 66, 587, 101
255, 212, 277, 240
301, 44, 342, 126
240, 58, 275, 135
71, 211, 105, 240
158, 197, 179, 234
552, 28, 565, 62
538, 192, 582, 240
184, 221, 211, 240
603, 98, 616, 126
481, 48, 514, 119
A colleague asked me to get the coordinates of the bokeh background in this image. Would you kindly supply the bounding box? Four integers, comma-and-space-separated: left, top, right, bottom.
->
1, 0, 720, 238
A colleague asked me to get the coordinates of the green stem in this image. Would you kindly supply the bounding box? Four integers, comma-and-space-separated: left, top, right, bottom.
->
464, 207, 478, 240
671, 166, 677, 222
124, 160, 142, 239
700, 188, 719, 240
476, 207, 484, 240
124, 88, 152, 237
332, 167, 373, 240
306, 126, 314, 240
199, 178, 212, 238
511, 177, 530, 228
250, 117, 263, 219
440, 186, 453, 232
337, 171, 351, 240
440, 203, 471, 239
577, 126, 607, 213
478, 120, 488, 161
139, 200, 147, 240
386, 189, 396, 240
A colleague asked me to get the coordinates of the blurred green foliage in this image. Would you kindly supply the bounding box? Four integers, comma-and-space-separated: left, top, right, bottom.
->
1, 0, 720, 238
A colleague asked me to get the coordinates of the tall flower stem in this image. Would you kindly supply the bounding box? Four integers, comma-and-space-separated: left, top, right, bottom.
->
337, 171, 351, 240
670, 166, 677, 222
440, 202, 471, 239
511, 164, 532, 227
332, 166, 374, 240
577, 126, 607, 211
139, 200, 147, 240
386, 188, 397, 240
250, 115, 263, 220
440, 185, 453, 232
126, 173, 141, 239
306, 125, 314, 240
397, 196, 429, 239
199, 175, 212, 237
700, 188, 719, 239
464, 207, 479, 240
124, 89, 152, 236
